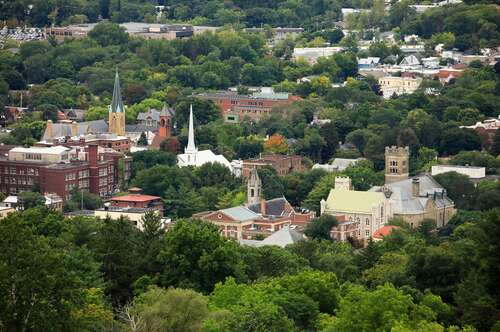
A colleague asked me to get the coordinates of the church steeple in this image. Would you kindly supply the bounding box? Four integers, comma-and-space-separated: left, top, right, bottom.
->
108, 69, 126, 136
110, 69, 124, 114
185, 104, 197, 154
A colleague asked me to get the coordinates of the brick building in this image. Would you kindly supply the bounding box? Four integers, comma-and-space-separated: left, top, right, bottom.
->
242, 154, 304, 177
0, 145, 130, 201
197, 91, 301, 122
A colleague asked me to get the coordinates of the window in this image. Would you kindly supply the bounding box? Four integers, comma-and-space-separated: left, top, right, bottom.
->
365, 218, 370, 225
365, 230, 370, 237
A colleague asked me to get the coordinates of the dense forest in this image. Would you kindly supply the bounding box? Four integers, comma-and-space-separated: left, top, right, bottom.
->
2, 205, 500, 331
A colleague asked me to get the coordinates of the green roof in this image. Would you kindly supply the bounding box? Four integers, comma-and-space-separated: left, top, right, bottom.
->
325, 189, 385, 214
110, 70, 124, 113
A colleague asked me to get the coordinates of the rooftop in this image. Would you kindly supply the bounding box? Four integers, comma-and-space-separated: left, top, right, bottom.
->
221, 206, 260, 222
110, 194, 161, 203
325, 189, 386, 214
10, 146, 69, 155
373, 225, 401, 239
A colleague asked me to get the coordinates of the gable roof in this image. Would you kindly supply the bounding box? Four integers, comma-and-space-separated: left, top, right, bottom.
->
247, 197, 292, 217
42, 120, 108, 140
369, 174, 454, 214
325, 189, 386, 214
259, 227, 305, 247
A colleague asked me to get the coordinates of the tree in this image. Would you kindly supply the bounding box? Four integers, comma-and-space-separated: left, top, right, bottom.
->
362, 252, 412, 287
138, 211, 165, 276
491, 129, 500, 156
304, 215, 338, 241
264, 134, 289, 154
257, 167, 284, 200
18, 191, 45, 210
158, 220, 246, 293
329, 284, 441, 332
88, 22, 129, 46
122, 286, 210, 332
137, 132, 148, 146
0, 218, 81, 330
434, 172, 475, 209
93, 217, 141, 307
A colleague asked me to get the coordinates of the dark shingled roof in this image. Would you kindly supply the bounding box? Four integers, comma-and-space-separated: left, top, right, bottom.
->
247, 197, 290, 217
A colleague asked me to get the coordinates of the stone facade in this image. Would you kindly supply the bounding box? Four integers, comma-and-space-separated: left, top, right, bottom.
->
385, 146, 410, 184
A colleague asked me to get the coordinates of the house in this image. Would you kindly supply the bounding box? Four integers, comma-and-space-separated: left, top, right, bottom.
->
358, 57, 380, 69
321, 176, 393, 243
136, 108, 161, 129
421, 57, 440, 69
434, 69, 463, 84
94, 206, 170, 231
460, 116, 500, 148
399, 55, 420, 67
177, 106, 232, 171
378, 75, 422, 98
1, 192, 63, 211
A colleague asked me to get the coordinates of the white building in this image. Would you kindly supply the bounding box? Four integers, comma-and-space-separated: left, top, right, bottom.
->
378, 76, 422, 98
177, 105, 232, 171
431, 165, 486, 179
293, 47, 344, 64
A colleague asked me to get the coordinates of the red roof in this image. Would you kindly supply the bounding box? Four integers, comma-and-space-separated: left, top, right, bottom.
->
373, 225, 400, 239
110, 194, 161, 203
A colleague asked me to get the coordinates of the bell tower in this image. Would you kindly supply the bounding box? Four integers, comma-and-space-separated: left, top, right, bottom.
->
108, 69, 126, 136
247, 168, 262, 206
385, 146, 410, 184
158, 103, 174, 139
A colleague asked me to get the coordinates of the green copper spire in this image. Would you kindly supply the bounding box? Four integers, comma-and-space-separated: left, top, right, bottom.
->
110, 69, 124, 113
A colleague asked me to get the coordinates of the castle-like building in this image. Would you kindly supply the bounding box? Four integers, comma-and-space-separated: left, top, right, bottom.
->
321, 146, 457, 243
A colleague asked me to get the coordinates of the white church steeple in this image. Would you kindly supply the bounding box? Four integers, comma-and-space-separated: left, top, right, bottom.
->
185, 104, 198, 155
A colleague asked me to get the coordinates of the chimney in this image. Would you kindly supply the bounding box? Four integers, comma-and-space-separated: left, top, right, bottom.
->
260, 199, 266, 216
71, 121, 78, 137
88, 144, 98, 166
412, 178, 420, 197
46, 120, 53, 139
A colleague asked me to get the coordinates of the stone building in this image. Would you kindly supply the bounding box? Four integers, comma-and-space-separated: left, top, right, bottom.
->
385, 146, 410, 184
321, 177, 393, 243
370, 175, 456, 228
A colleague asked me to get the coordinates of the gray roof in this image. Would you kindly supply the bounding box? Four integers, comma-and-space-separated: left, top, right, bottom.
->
137, 109, 161, 122
243, 227, 305, 248
42, 120, 108, 140
221, 206, 259, 222
247, 197, 290, 217
370, 174, 454, 215
331, 158, 364, 171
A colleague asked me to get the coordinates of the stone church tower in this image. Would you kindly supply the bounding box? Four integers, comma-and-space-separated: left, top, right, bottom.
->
247, 168, 262, 206
385, 146, 409, 184
108, 70, 126, 136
